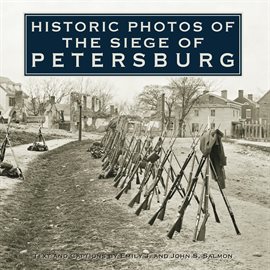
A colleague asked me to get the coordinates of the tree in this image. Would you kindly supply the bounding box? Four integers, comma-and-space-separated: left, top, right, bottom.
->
168, 77, 209, 137
137, 84, 179, 129
24, 77, 73, 115
137, 77, 210, 137
137, 85, 163, 111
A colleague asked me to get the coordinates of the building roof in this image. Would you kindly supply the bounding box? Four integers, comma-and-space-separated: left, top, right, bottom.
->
206, 92, 242, 106
0, 76, 28, 98
234, 95, 258, 107
258, 90, 270, 103
194, 92, 242, 109
0, 76, 13, 84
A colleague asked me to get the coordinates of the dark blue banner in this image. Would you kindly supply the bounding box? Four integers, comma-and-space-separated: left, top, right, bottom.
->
24, 14, 241, 76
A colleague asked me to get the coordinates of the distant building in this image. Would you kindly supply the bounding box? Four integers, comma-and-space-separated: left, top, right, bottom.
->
176, 90, 242, 137
44, 96, 61, 129
258, 90, 270, 124
44, 93, 117, 131
0, 76, 28, 119
55, 103, 70, 122
233, 90, 259, 122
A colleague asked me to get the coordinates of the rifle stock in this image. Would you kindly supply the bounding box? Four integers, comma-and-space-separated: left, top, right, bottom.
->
135, 195, 149, 216
167, 216, 182, 239
128, 162, 153, 208
128, 191, 141, 208
157, 202, 166, 221
148, 209, 161, 225
115, 177, 130, 200
196, 213, 210, 241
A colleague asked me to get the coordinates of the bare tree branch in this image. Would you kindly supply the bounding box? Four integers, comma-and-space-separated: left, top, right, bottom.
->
168, 77, 209, 136
24, 77, 73, 115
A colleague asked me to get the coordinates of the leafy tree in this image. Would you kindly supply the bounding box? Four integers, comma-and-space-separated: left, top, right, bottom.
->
137, 77, 209, 136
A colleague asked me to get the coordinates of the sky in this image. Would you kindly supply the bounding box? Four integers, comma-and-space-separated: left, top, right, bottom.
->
0, 0, 269, 103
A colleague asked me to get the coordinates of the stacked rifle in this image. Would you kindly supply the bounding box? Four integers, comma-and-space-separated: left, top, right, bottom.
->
27, 126, 48, 151
97, 116, 241, 241
99, 116, 129, 179
0, 119, 24, 179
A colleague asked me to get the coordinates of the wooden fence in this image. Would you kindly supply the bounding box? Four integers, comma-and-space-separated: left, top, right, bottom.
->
242, 122, 270, 141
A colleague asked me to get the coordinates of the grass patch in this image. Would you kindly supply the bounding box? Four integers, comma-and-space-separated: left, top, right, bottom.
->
0, 130, 63, 147
0, 140, 168, 270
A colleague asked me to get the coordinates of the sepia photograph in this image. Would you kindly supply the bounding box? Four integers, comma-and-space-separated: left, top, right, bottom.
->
0, 0, 269, 269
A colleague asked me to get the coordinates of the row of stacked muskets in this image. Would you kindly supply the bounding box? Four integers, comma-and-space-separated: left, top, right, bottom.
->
93, 115, 241, 241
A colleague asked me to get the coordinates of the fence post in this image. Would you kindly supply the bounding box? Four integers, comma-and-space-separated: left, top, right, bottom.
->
255, 121, 258, 139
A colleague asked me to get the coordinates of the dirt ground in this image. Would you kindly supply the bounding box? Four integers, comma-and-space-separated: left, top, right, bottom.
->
0, 137, 269, 270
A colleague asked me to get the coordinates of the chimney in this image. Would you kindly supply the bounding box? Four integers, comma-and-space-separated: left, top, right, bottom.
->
92, 96, 95, 111
98, 99, 102, 111
83, 95, 87, 109
50, 96, 56, 104
110, 105, 115, 115
221, 90, 227, 99
14, 91, 24, 121
238, 90, 244, 98
15, 91, 23, 107
248, 94, 253, 101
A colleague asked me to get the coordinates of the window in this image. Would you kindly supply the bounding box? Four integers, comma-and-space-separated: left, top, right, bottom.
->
194, 109, 199, 117
192, 123, 199, 132
9, 97, 15, 106
211, 123, 215, 129
246, 109, 251, 119
233, 110, 235, 117
211, 109, 215, 116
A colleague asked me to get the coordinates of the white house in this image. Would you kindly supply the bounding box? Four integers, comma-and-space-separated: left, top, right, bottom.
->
184, 90, 242, 137
0, 76, 28, 119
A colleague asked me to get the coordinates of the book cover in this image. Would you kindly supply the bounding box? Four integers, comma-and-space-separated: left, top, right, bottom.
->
0, 0, 269, 269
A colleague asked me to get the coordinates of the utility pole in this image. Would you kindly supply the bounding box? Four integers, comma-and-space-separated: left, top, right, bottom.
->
161, 93, 165, 132
78, 100, 82, 141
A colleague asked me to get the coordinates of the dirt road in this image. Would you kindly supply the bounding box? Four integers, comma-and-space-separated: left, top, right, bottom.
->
0, 138, 269, 270
0, 139, 75, 206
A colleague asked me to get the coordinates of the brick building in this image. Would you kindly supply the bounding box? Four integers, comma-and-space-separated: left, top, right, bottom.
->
258, 90, 270, 124
233, 90, 259, 122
